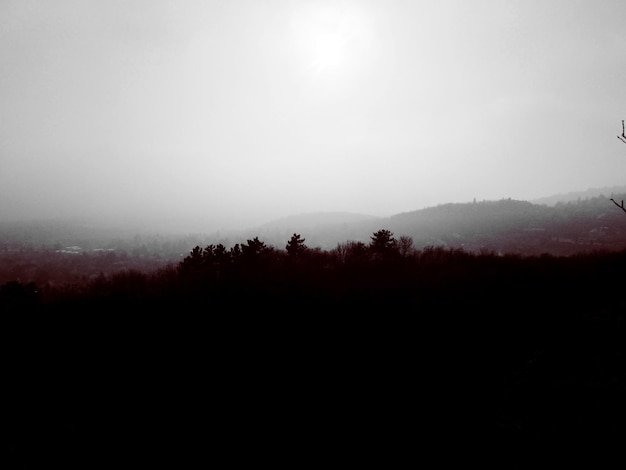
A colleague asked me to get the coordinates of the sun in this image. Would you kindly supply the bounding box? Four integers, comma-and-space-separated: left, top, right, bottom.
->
311, 31, 347, 73
291, 3, 368, 80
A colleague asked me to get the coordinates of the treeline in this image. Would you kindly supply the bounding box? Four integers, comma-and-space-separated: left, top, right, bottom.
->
3, 229, 626, 315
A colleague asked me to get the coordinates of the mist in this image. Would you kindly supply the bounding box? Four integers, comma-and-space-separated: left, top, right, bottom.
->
1, 0, 625, 235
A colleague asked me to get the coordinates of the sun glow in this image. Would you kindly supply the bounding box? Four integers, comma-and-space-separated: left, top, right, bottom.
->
291, 3, 372, 80
312, 31, 346, 72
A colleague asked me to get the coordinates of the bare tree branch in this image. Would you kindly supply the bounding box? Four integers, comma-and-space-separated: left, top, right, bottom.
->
609, 121, 626, 215
610, 198, 626, 214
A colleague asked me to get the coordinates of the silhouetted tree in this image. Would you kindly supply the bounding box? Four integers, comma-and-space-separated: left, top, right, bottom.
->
200, 243, 230, 269
241, 237, 267, 258
229, 243, 242, 262
369, 229, 397, 259
178, 245, 204, 277
286, 233, 307, 257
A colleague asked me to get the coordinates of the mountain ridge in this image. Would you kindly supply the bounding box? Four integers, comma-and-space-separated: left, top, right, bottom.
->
240, 187, 626, 255
3, 184, 626, 257
530, 184, 626, 206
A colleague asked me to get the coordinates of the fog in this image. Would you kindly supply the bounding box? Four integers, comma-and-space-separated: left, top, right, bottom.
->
1, 0, 625, 234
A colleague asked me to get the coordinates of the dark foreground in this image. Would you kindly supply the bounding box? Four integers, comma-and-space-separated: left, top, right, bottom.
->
5, 246, 626, 465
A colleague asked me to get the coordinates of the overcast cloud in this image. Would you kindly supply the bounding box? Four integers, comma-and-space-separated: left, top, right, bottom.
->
1, 0, 625, 232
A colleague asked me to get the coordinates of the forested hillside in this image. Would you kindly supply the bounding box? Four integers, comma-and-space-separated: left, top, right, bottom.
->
250, 192, 626, 254
387, 195, 626, 255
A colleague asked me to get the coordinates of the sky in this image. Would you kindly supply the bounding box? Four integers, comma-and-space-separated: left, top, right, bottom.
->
1, 0, 625, 233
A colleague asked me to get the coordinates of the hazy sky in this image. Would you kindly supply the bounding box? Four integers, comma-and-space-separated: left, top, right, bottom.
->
1, 0, 625, 232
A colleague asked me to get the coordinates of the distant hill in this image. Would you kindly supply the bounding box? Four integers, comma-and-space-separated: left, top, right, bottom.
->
531, 185, 626, 206
4, 186, 626, 257
383, 196, 626, 255
233, 192, 626, 255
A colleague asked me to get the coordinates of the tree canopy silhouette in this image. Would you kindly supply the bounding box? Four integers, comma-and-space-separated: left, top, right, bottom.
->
286, 233, 307, 257
369, 229, 398, 259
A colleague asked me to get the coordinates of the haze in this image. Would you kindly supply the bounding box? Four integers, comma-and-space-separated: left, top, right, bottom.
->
1, 0, 625, 234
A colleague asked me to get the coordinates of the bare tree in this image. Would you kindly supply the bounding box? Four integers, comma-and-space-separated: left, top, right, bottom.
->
611, 121, 626, 213
610, 197, 626, 214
